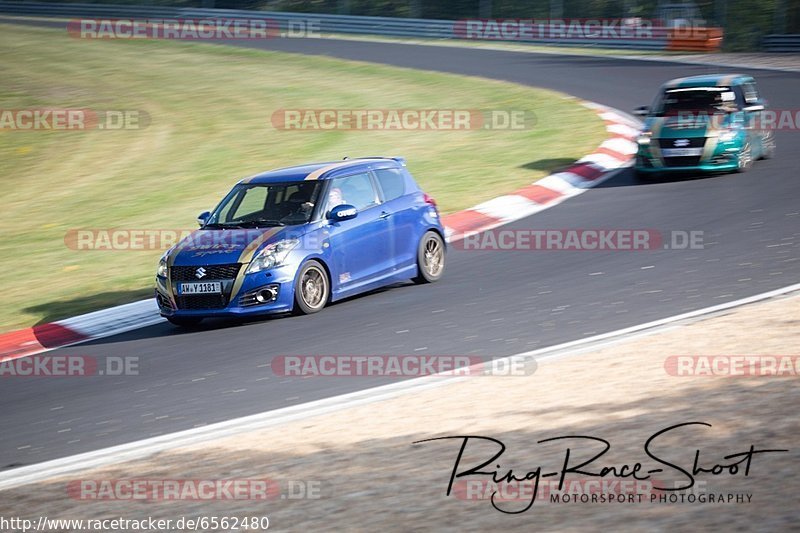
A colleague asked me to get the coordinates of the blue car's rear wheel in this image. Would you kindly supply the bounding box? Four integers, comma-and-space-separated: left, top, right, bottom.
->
413, 231, 445, 284
293, 260, 329, 315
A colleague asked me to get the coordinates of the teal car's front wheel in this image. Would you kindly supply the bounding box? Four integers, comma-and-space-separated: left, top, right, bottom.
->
736, 142, 753, 172
761, 131, 776, 160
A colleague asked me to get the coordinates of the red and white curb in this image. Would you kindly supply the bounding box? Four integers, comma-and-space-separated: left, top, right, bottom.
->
441, 101, 639, 241
0, 102, 640, 363
0, 300, 162, 362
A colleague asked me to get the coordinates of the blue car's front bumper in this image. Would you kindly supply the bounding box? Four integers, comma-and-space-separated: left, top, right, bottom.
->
156, 263, 298, 318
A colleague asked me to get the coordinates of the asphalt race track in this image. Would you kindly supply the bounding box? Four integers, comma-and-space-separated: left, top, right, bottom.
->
1, 23, 799, 469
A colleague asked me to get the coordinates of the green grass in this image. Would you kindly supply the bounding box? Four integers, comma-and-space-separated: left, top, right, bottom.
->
0, 23, 605, 331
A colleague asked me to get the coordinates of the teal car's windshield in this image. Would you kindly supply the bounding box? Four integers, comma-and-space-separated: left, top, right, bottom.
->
206, 181, 322, 228
652, 87, 739, 117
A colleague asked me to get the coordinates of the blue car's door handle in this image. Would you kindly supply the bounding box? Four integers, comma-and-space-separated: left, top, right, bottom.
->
379, 211, 391, 220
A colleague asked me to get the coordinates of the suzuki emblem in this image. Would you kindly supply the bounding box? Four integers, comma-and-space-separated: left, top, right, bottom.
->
674, 139, 690, 147
195, 267, 207, 279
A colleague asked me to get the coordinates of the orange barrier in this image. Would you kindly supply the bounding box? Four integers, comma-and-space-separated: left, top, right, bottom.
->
667, 27, 723, 52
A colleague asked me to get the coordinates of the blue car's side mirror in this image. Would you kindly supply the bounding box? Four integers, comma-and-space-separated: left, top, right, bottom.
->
197, 211, 211, 227
327, 204, 358, 222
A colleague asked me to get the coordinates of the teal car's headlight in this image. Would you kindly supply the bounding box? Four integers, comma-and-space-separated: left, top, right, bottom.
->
246, 239, 300, 274
718, 129, 740, 143
637, 131, 652, 145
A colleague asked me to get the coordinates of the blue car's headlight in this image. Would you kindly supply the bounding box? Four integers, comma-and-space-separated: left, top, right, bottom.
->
246, 239, 300, 274
157, 258, 168, 277
156, 247, 172, 277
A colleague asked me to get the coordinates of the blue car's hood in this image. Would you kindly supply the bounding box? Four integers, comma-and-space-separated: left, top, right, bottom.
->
168, 226, 305, 266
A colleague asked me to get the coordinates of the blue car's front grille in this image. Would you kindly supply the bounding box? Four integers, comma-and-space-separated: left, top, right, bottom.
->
170, 264, 241, 282
169, 264, 240, 310
175, 294, 228, 310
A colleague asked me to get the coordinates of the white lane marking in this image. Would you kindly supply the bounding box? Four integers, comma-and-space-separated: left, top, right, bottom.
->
537, 174, 583, 196
600, 137, 638, 155
606, 123, 640, 138
579, 152, 628, 169
59, 299, 163, 338
1, 282, 798, 491
472, 194, 544, 222
581, 101, 607, 111
598, 111, 640, 128
549, 171, 591, 189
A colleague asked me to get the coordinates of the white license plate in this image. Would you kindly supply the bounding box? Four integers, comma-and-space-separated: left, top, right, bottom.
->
178, 282, 222, 294
662, 147, 703, 157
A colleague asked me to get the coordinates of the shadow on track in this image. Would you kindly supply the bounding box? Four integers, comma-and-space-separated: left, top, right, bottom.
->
61, 281, 419, 348
23, 288, 154, 326
595, 167, 736, 188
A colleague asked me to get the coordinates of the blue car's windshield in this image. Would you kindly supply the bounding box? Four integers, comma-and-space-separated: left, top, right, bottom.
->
206, 181, 322, 228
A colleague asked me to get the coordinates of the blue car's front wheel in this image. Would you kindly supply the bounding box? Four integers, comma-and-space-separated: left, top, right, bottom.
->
293, 260, 330, 315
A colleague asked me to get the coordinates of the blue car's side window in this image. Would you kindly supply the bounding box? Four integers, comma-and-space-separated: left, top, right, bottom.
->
374, 168, 406, 202
327, 173, 379, 212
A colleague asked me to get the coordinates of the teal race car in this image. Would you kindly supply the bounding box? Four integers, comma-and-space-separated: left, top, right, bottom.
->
634, 74, 775, 178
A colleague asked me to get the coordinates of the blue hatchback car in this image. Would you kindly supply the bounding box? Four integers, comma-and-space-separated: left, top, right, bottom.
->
155, 157, 446, 326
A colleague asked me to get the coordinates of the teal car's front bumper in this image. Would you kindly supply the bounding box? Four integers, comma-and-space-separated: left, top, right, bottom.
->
635, 134, 746, 174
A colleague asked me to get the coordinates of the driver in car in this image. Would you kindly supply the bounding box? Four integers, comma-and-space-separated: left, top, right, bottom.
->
328, 187, 345, 209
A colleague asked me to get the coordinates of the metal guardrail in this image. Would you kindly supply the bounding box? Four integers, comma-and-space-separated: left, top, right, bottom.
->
762, 34, 800, 52
0, 1, 713, 51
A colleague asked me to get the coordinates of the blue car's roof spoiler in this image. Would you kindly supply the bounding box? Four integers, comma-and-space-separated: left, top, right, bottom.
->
348, 156, 407, 167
